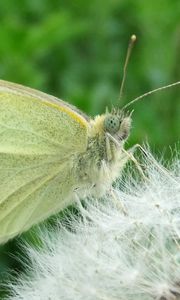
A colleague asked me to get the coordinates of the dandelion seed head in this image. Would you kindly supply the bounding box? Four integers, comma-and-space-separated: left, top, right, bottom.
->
6, 151, 180, 300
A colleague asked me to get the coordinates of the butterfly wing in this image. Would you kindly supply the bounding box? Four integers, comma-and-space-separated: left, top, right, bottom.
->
0, 81, 89, 244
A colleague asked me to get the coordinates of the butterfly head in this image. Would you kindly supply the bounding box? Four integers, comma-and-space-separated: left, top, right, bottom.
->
103, 109, 132, 144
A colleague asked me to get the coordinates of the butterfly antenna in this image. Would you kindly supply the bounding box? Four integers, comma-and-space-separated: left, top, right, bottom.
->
119, 34, 137, 102
123, 81, 180, 109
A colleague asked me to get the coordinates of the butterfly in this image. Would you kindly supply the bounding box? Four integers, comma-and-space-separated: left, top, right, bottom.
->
0, 35, 179, 244
0, 76, 134, 244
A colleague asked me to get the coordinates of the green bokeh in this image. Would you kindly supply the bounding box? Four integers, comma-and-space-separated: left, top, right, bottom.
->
0, 1, 180, 298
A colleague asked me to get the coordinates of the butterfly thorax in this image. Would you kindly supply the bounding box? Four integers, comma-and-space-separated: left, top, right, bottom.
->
74, 111, 131, 198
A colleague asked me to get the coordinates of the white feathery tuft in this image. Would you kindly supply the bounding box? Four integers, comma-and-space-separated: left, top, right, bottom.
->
6, 150, 180, 300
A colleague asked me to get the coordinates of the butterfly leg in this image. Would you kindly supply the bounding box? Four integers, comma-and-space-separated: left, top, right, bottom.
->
126, 143, 148, 156
122, 144, 148, 180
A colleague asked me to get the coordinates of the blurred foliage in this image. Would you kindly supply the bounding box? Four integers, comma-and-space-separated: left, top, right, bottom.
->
0, 0, 180, 298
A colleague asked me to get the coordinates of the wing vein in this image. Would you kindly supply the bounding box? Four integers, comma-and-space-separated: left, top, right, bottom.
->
0, 164, 63, 222
0, 121, 62, 148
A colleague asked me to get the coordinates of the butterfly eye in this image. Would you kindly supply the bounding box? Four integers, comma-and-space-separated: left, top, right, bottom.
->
104, 115, 120, 134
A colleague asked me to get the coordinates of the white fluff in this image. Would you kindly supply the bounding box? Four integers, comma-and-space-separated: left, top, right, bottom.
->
7, 151, 180, 300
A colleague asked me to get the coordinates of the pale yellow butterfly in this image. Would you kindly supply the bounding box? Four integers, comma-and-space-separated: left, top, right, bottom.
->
0, 79, 132, 244
0, 35, 179, 244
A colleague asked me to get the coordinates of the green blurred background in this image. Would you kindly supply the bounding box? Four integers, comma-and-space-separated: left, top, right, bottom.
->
0, 0, 180, 298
